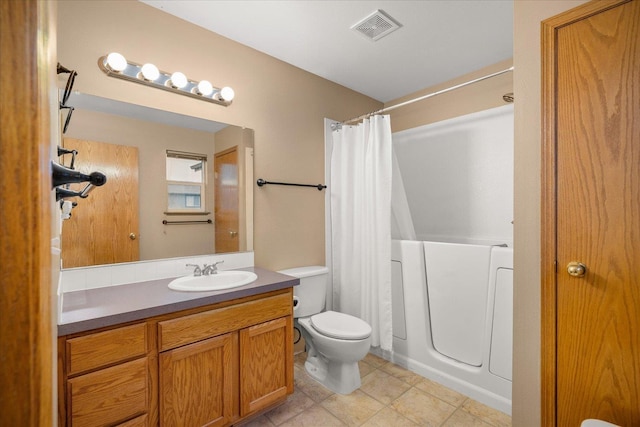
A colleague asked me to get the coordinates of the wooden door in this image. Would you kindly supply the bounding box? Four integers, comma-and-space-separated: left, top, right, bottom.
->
61, 138, 139, 268
159, 333, 237, 427
0, 1, 53, 425
214, 147, 240, 253
542, 1, 640, 425
239, 317, 293, 416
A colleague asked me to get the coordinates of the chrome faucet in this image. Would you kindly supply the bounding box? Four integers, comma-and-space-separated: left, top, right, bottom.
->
202, 260, 224, 275
186, 264, 203, 276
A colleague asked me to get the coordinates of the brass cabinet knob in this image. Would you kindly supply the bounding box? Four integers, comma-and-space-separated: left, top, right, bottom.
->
129, 233, 137, 240
567, 261, 587, 277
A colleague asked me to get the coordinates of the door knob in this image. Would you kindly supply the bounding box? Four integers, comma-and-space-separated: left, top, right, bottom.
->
229, 230, 238, 237
567, 261, 586, 277
129, 233, 137, 240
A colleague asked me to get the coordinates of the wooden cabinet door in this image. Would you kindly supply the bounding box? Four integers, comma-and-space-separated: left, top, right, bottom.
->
159, 333, 237, 427
239, 317, 293, 416
542, 1, 640, 425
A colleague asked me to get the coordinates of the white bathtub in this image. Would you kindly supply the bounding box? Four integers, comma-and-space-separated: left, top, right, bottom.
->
380, 239, 513, 414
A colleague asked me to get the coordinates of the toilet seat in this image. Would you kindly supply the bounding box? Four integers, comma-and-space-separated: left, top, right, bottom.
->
310, 311, 372, 340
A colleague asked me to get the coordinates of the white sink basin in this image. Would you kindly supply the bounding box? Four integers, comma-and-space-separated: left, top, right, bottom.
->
168, 270, 258, 292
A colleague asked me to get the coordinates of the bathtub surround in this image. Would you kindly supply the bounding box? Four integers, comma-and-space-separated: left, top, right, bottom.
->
392, 105, 514, 246
388, 240, 513, 414
390, 149, 416, 240
323, 76, 515, 413
330, 116, 393, 350
331, 102, 515, 414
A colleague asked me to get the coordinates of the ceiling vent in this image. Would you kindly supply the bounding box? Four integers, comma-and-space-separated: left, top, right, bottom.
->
351, 9, 402, 42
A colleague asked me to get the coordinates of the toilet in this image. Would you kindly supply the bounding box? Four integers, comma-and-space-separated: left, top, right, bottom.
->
278, 266, 372, 394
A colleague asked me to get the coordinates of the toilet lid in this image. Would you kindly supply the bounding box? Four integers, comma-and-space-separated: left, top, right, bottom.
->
310, 311, 372, 340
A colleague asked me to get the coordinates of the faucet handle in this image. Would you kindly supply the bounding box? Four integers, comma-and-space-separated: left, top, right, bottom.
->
186, 263, 202, 276
202, 260, 224, 275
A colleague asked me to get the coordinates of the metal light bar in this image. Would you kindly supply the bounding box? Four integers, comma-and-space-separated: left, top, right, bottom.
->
98, 52, 234, 106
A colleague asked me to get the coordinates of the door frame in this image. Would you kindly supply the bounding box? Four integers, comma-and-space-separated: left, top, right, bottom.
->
540, 0, 632, 424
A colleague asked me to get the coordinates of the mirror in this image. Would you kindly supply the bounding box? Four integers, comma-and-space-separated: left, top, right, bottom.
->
60, 93, 254, 269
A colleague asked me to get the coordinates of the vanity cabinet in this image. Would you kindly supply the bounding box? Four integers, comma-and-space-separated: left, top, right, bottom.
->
58, 288, 293, 427
157, 290, 293, 426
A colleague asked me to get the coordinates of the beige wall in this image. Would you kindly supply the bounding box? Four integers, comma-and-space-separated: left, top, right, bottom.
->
384, 59, 513, 132
57, 0, 381, 271
512, 1, 587, 426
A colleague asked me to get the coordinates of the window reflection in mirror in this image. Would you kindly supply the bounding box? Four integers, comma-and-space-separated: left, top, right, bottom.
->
60, 93, 254, 269
166, 151, 207, 213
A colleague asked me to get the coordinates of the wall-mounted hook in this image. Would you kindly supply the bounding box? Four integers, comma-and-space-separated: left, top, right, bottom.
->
55, 184, 98, 201
57, 146, 78, 170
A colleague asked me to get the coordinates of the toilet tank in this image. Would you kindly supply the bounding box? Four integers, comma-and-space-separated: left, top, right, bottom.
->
278, 266, 328, 318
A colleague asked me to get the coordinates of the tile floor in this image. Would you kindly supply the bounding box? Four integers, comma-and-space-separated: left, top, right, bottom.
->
242, 352, 512, 427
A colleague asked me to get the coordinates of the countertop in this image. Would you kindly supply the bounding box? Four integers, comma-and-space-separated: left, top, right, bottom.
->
58, 267, 299, 336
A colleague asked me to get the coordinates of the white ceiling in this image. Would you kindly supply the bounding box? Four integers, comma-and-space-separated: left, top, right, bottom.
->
140, 1, 513, 103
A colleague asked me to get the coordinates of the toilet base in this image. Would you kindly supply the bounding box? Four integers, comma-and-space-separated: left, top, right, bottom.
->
304, 351, 362, 395
296, 316, 371, 395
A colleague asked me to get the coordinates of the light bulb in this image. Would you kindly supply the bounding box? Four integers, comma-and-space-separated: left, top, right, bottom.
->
218, 86, 235, 102
196, 80, 214, 96
105, 52, 127, 72
169, 71, 188, 89
140, 63, 160, 81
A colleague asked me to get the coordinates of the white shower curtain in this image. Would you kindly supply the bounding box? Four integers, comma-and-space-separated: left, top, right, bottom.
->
330, 115, 393, 350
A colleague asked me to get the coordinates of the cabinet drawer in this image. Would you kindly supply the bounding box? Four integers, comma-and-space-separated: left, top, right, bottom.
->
159, 291, 292, 351
68, 357, 149, 427
67, 323, 147, 375
117, 414, 148, 427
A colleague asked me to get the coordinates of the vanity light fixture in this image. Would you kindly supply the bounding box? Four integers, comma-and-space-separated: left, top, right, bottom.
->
98, 52, 235, 106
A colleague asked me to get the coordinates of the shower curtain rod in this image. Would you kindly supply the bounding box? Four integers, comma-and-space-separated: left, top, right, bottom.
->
341, 66, 514, 125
